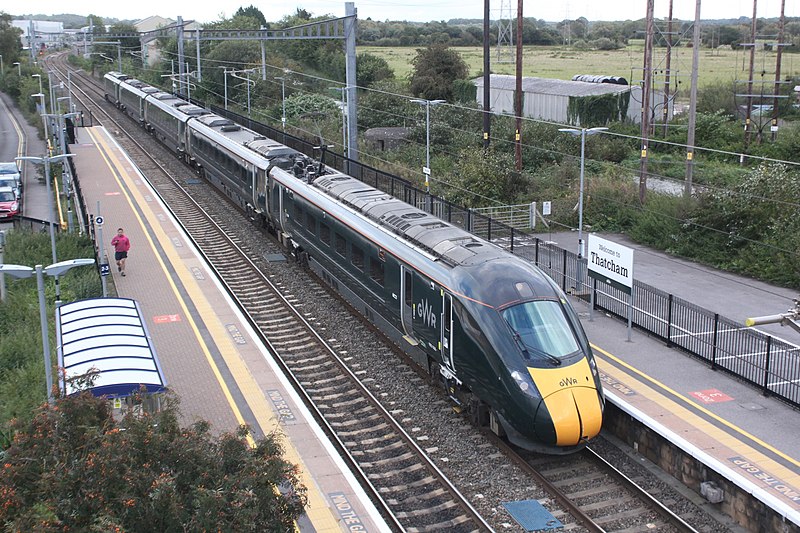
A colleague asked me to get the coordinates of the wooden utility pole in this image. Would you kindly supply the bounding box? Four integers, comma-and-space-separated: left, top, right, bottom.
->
514, 0, 523, 171
483, 0, 491, 149
661, 0, 674, 137
743, 0, 757, 152
639, 0, 654, 204
685, 0, 702, 198
771, 0, 786, 141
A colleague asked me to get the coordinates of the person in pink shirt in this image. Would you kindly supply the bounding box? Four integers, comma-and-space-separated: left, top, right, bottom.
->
111, 228, 131, 276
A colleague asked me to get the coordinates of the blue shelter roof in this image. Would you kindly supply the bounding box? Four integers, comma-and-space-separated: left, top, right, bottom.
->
56, 298, 167, 398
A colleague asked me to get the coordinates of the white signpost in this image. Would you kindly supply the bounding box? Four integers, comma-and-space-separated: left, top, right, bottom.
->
587, 234, 635, 340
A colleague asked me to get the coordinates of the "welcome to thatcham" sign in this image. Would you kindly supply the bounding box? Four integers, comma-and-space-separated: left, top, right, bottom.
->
587, 235, 634, 294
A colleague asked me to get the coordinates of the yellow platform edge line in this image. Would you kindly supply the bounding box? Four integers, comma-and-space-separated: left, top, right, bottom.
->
87, 126, 342, 531
593, 342, 800, 472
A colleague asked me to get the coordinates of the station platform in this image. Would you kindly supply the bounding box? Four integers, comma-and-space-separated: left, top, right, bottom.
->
70, 125, 389, 533
66, 122, 799, 530
535, 234, 800, 526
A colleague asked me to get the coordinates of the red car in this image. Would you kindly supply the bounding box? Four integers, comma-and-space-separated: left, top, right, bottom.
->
0, 186, 20, 219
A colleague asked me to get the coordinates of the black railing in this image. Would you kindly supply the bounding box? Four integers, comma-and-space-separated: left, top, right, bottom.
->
194, 104, 800, 409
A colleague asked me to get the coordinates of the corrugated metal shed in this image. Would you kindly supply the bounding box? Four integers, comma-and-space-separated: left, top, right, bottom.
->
56, 298, 167, 398
474, 74, 648, 126
476, 75, 632, 97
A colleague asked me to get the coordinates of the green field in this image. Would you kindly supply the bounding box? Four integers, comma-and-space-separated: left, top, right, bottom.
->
359, 45, 800, 90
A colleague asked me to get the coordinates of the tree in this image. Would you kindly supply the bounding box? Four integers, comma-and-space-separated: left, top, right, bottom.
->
409, 43, 469, 101
0, 12, 21, 71
234, 5, 268, 28
0, 392, 307, 531
356, 52, 394, 88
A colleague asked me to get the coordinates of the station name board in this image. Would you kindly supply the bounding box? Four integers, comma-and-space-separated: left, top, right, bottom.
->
587, 235, 634, 294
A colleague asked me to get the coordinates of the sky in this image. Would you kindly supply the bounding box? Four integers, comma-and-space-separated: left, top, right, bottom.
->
11, 0, 800, 26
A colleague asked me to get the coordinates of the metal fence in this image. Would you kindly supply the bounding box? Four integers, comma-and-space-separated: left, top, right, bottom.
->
202, 105, 800, 409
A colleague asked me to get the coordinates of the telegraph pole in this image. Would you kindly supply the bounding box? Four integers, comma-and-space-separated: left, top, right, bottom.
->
743, 0, 757, 152
639, 0, 654, 204
514, 0, 523, 172
661, 0, 674, 137
685, 0, 702, 198
771, 0, 786, 141
483, 0, 491, 150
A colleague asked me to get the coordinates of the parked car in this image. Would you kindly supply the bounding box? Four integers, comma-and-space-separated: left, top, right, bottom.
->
0, 186, 20, 219
0, 162, 21, 191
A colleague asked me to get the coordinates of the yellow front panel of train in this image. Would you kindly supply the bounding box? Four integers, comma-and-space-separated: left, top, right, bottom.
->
528, 359, 603, 446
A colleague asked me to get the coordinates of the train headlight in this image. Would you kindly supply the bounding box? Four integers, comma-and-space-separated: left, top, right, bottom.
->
511, 370, 530, 391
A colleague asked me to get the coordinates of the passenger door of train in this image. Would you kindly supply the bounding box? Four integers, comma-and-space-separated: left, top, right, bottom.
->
441, 293, 454, 372
400, 266, 415, 343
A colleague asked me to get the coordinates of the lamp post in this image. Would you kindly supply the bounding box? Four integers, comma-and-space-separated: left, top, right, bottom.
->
0, 55, 3, 76
558, 126, 608, 258
32, 73, 43, 95
31, 93, 47, 131
222, 67, 229, 110
410, 99, 445, 195
275, 75, 287, 129
17, 154, 75, 300
67, 69, 81, 113
0, 259, 95, 404
13, 61, 21, 76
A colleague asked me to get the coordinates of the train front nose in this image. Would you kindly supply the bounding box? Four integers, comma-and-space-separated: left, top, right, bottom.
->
528, 359, 603, 447
535, 387, 603, 446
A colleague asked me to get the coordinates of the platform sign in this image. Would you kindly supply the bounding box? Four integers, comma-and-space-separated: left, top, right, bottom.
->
690, 389, 733, 404
100, 263, 110, 277
587, 234, 634, 295
94, 215, 104, 226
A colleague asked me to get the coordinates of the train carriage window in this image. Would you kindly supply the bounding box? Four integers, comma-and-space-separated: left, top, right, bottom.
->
305, 211, 316, 233
352, 245, 364, 271
335, 233, 346, 257
320, 223, 331, 245
293, 202, 303, 222
369, 259, 384, 286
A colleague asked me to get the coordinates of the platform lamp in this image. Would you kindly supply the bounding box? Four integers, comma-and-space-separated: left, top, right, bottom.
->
0, 259, 95, 404
275, 72, 287, 129
558, 127, 608, 259
17, 154, 75, 299
13, 61, 21, 76
32, 73, 43, 95
410, 99, 445, 196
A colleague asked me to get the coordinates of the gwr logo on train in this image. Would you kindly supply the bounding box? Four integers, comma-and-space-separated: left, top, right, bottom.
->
416, 298, 437, 328
560, 377, 579, 387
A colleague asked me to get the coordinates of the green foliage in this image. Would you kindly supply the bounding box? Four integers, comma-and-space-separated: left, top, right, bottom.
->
442, 147, 528, 206
451, 79, 477, 103
0, 231, 103, 427
234, 5, 268, 28
696, 80, 737, 115
356, 52, 394, 88
284, 92, 339, 120
0, 12, 22, 71
0, 393, 307, 531
409, 44, 469, 101
567, 91, 631, 127
357, 79, 416, 129
684, 163, 800, 284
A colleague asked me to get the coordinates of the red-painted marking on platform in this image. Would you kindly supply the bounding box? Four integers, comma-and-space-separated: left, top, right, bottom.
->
104, 192, 121, 196
690, 389, 733, 404
153, 314, 182, 324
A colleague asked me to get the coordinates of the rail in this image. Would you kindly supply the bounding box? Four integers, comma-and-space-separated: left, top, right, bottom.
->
173, 102, 800, 410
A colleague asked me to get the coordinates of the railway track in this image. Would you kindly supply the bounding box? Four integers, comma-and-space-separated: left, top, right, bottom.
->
46, 54, 736, 533
515, 441, 699, 532
48, 54, 491, 532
